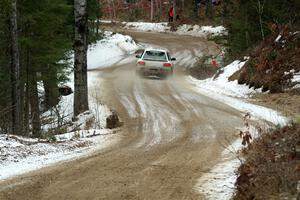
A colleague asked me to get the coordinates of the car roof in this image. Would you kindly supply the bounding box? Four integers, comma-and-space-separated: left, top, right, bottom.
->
144, 48, 168, 53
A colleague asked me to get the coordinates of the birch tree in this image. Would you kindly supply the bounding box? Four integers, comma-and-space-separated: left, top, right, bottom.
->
74, 0, 89, 117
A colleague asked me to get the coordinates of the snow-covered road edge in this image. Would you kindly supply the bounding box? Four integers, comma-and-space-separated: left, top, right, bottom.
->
0, 130, 119, 181
189, 60, 291, 200
188, 59, 290, 126
124, 22, 227, 38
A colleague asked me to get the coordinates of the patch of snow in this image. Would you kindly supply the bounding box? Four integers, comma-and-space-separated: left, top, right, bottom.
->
284, 69, 300, 88
275, 34, 282, 42
292, 71, 300, 82
100, 20, 116, 24
124, 22, 170, 32
176, 25, 227, 37
195, 158, 241, 200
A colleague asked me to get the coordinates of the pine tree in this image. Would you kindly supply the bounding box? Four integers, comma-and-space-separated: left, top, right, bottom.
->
0, 1, 12, 133
18, 0, 73, 136
10, 0, 23, 135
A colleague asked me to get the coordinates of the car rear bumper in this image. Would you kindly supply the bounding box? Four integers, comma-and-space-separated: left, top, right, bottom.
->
137, 67, 172, 76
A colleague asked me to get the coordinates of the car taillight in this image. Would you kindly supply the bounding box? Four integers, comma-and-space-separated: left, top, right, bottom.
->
138, 61, 145, 65
163, 63, 172, 67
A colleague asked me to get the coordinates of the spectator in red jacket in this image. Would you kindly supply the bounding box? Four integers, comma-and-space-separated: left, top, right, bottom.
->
168, 7, 174, 22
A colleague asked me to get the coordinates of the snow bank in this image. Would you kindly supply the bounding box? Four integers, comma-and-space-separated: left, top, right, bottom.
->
176, 24, 227, 37
124, 22, 170, 33
188, 59, 289, 126
196, 159, 240, 200
121, 21, 227, 38
87, 31, 139, 69
67, 31, 139, 70
193, 60, 256, 98
0, 130, 118, 180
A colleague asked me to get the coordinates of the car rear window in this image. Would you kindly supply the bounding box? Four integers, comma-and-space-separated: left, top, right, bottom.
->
142, 50, 167, 62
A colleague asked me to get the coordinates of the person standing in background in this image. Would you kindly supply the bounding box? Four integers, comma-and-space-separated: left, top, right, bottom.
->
168, 7, 174, 22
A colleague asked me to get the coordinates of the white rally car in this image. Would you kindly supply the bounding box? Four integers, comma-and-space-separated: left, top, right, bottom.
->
136, 49, 176, 78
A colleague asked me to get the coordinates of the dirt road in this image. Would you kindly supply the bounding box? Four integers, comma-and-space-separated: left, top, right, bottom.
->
0, 32, 244, 200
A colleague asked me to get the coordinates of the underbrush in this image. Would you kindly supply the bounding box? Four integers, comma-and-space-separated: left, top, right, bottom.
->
234, 124, 300, 199
233, 26, 300, 93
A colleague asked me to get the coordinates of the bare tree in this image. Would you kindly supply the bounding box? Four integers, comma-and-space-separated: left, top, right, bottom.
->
74, 0, 89, 117
158, 0, 162, 20
150, 0, 154, 21
172, 0, 176, 22
105, 0, 116, 20
10, 0, 23, 135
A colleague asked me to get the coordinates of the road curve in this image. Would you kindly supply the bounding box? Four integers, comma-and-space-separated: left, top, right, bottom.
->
0, 32, 244, 200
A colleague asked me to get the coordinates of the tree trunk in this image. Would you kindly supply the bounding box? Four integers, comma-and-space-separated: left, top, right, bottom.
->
172, 0, 176, 22
106, 0, 112, 20
24, 82, 30, 136
23, 38, 31, 136
257, 0, 265, 40
206, 0, 212, 18
29, 73, 41, 138
155, 0, 159, 20
42, 66, 59, 109
111, 0, 116, 19
150, 0, 154, 21
10, 0, 23, 135
74, 0, 89, 117
159, 0, 162, 20
195, 0, 200, 18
